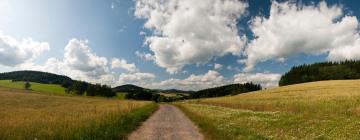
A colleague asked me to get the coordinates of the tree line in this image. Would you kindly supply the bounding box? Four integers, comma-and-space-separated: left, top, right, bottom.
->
116, 83, 261, 101
122, 89, 189, 102
279, 60, 360, 86
0, 71, 262, 100
190, 82, 262, 98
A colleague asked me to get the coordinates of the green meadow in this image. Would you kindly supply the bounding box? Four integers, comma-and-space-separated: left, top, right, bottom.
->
0, 80, 67, 95
177, 80, 360, 140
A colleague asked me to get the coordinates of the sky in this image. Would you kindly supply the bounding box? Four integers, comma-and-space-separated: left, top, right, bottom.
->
1, 0, 360, 90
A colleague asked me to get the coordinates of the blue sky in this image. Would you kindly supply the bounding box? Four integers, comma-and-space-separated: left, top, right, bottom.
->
1, 0, 360, 90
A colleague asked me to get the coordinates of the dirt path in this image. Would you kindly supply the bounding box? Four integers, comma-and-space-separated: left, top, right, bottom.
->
128, 104, 204, 140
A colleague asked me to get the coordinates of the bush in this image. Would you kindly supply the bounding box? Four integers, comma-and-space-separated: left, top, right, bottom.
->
24, 82, 31, 90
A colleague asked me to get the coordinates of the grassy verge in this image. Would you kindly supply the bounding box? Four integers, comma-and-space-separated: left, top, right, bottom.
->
176, 104, 269, 140
0, 87, 157, 139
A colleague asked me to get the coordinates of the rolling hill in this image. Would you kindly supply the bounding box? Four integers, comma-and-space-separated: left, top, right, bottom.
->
113, 84, 154, 93
177, 80, 360, 139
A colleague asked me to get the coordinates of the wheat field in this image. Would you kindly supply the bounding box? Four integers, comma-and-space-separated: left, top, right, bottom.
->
177, 80, 360, 140
0, 87, 156, 139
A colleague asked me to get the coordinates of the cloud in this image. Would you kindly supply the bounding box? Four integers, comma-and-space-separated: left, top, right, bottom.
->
135, 51, 155, 61
214, 63, 223, 70
117, 72, 156, 86
111, 58, 138, 72
328, 38, 360, 60
151, 70, 227, 90
135, 0, 248, 74
20, 39, 116, 85
233, 73, 281, 88
0, 31, 49, 66
242, 1, 360, 71
63, 39, 109, 78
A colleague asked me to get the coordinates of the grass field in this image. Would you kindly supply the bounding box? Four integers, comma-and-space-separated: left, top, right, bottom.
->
116, 92, 127, 99
0, 80, 67, 95
0, 87, 157, 139
177, 80, 360, 140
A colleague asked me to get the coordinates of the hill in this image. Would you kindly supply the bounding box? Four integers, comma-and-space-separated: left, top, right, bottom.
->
113, 84, 153, 93
190, 83, 261, 98
0, 71, 115, 97
0, 70, 73, 85
177, 80, 360, 139
279, 60, 360, 86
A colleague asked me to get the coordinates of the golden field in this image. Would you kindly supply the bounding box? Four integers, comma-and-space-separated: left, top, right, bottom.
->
177, 80, 360, 140
0, 87, 156, 139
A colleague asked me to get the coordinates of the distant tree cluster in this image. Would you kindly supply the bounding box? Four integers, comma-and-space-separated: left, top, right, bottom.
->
86, 84, 115, 97
0, 71, 116, 97
125, 90, 154, 100
279, 60, 360, 86
64, 81, 115, 97
125, 91, 189, 102
190, 83, 262, 98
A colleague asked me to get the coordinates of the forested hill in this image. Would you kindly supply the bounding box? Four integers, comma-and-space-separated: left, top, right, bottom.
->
190, 83, 262, 98
0, 70, 115, 97
112, 84, 153, 93
0, 70, 73, 85
279, 60, 360, 86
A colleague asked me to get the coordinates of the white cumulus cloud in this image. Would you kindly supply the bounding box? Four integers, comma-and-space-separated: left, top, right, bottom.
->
63, 39, 109, 78
135, 0, 248, 74
242, 1, 360, 71
0, 31, 49, 66
20, 39, 116, 85
234, 73, 281, 88
111, 58, 138, 72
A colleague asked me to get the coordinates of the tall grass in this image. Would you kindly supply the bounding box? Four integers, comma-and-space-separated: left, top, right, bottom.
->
178, 80, 360, 139
0, 87, 157, 139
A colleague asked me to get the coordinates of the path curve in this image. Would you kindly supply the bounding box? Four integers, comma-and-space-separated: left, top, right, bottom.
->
128, 104, 203, 140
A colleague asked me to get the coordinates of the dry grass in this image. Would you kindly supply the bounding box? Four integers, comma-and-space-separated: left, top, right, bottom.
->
0, 87, 155, 139
178, 80, 360, 139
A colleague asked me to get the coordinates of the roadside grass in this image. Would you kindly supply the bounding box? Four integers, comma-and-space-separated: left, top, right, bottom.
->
176, 104, 269, 140
0, 80, 67, 95
177, 80, 360, 139
0, 87, 157, 139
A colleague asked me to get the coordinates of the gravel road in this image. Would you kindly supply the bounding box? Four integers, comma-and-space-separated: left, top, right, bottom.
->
128, 104, 204, 140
